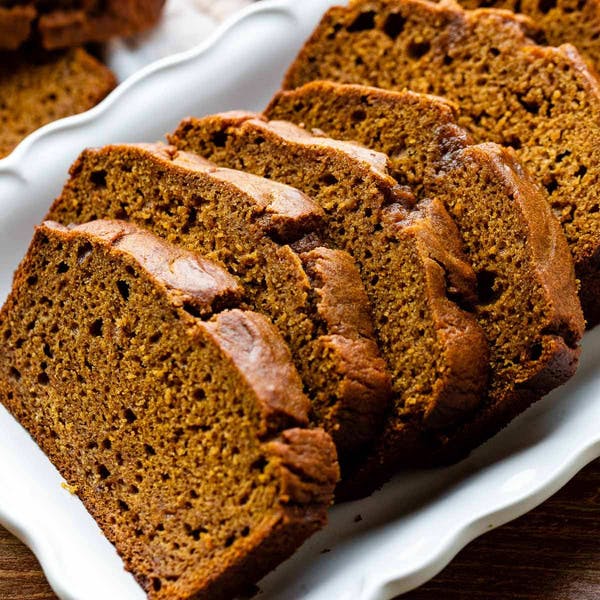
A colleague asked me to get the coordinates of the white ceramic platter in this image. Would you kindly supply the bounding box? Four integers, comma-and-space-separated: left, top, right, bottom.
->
0, 1, 599, 599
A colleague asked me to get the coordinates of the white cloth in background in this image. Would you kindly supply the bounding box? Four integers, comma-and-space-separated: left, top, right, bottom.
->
105, 0, 253, 81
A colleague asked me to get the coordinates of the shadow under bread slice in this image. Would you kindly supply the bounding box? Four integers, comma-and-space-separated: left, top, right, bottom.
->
46, 143, 390, 460
0, 219, 339, 600
266, 82, 584, 472
282, 0, 600, 328
168, 112, 490, 495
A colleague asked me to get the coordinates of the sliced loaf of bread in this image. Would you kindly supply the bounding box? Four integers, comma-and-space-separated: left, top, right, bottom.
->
46, 143, 391, 460
283, 0, 600, 326
0, 219, 339, 599
267, 82, 584, 472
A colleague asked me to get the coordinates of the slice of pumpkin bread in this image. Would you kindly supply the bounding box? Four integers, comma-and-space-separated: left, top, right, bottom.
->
47, 143, 391, 460
0, 47, 116, 159
168, 112, 490, 490
453, 0, 600, 71
266, 82, 584, 469
0, 219, 339, 600
283, 0, 600, 326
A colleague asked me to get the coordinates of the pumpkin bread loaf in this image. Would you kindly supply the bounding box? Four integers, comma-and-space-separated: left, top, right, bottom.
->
47, 143, 391, 460
452, 0, 600, 70
0, 0, 165, 50
0, 219, 339, 599
267, 82, 584, 473
283, 0, 600, 326
0, 47, 116, 159
168, 112, 490, 492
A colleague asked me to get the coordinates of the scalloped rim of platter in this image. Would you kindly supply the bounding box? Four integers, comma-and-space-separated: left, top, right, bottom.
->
0, 1, 598, 599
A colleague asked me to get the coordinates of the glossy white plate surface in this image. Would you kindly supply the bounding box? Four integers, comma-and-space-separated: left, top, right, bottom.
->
0, 1, 599, 598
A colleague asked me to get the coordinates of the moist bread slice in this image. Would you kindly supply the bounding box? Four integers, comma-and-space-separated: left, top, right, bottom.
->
168, 112, 490, 492
267, 82, 584, 469
0, 0, 165, 50
283, 0, 600, 326
47, 143, 391, 460
452, 0, 600, 70
0, 47, 116, 159
0, 219, 339, 600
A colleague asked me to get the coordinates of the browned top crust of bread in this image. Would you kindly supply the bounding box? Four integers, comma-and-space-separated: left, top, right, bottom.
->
47, 142, 391, 460
0, 47, 116, 159
0, 0, 165, 50
168, 111, 490, 489
0, 219, 339, 600
266, 82, 584, 491
453, 0, 600, 71
283, 0, 600, 327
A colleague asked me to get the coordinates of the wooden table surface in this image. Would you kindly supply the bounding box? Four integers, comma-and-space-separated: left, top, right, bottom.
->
0, 459, 598, 600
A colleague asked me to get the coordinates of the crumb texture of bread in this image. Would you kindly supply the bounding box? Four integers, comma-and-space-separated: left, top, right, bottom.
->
168, 112, 491, 491
283, 0, 600, 326
0, 47, 116, 159
0, 0, 165, 50
266, 82, 584, 484
0, 219, 339, 600
47, 143, 391, 460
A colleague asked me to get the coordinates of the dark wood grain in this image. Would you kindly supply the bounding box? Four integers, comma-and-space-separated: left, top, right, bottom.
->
0, 459, 598, 599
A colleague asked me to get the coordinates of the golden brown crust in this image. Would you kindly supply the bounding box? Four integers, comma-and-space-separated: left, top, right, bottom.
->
48, 142, 390, 460
49, 219, 243, 316
282, 0, 600, 327
0, 220, 338, 600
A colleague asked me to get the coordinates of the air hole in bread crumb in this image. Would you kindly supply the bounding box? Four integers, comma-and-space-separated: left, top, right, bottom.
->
576, 164, 588, 178
193, 388, 206, 402
347, 11, 376, 32
145, 444, 156, 456
251, 456, 268, 473
37, 372, 49, 385
407, 40, 431, 59
476, 270, 502, 305
529, 341, 543, 361
383, 12, 406, 39
90, 169, 107, 188
152, 578, 162, 592
97, 464, 110, 479
211, 131, 228, 147
351, 109, 367, 123
538, 0, 557, 13
27, 275, 38, 286
118, 499, 129, 512
124, 408, 137, 423
102, 438, 111, 450
320, 173, 339, 186
9, 367, 21, 381
545, 177, 559, 195
117, 280, 130, 302
43, 343, 53, 358
89, 318, 103, 337
149, 331, 161, 344
57, 262, 69, 274
224, 534, 236, 548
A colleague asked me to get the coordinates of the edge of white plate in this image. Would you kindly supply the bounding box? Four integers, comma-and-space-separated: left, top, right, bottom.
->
0, 1, 598, 598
